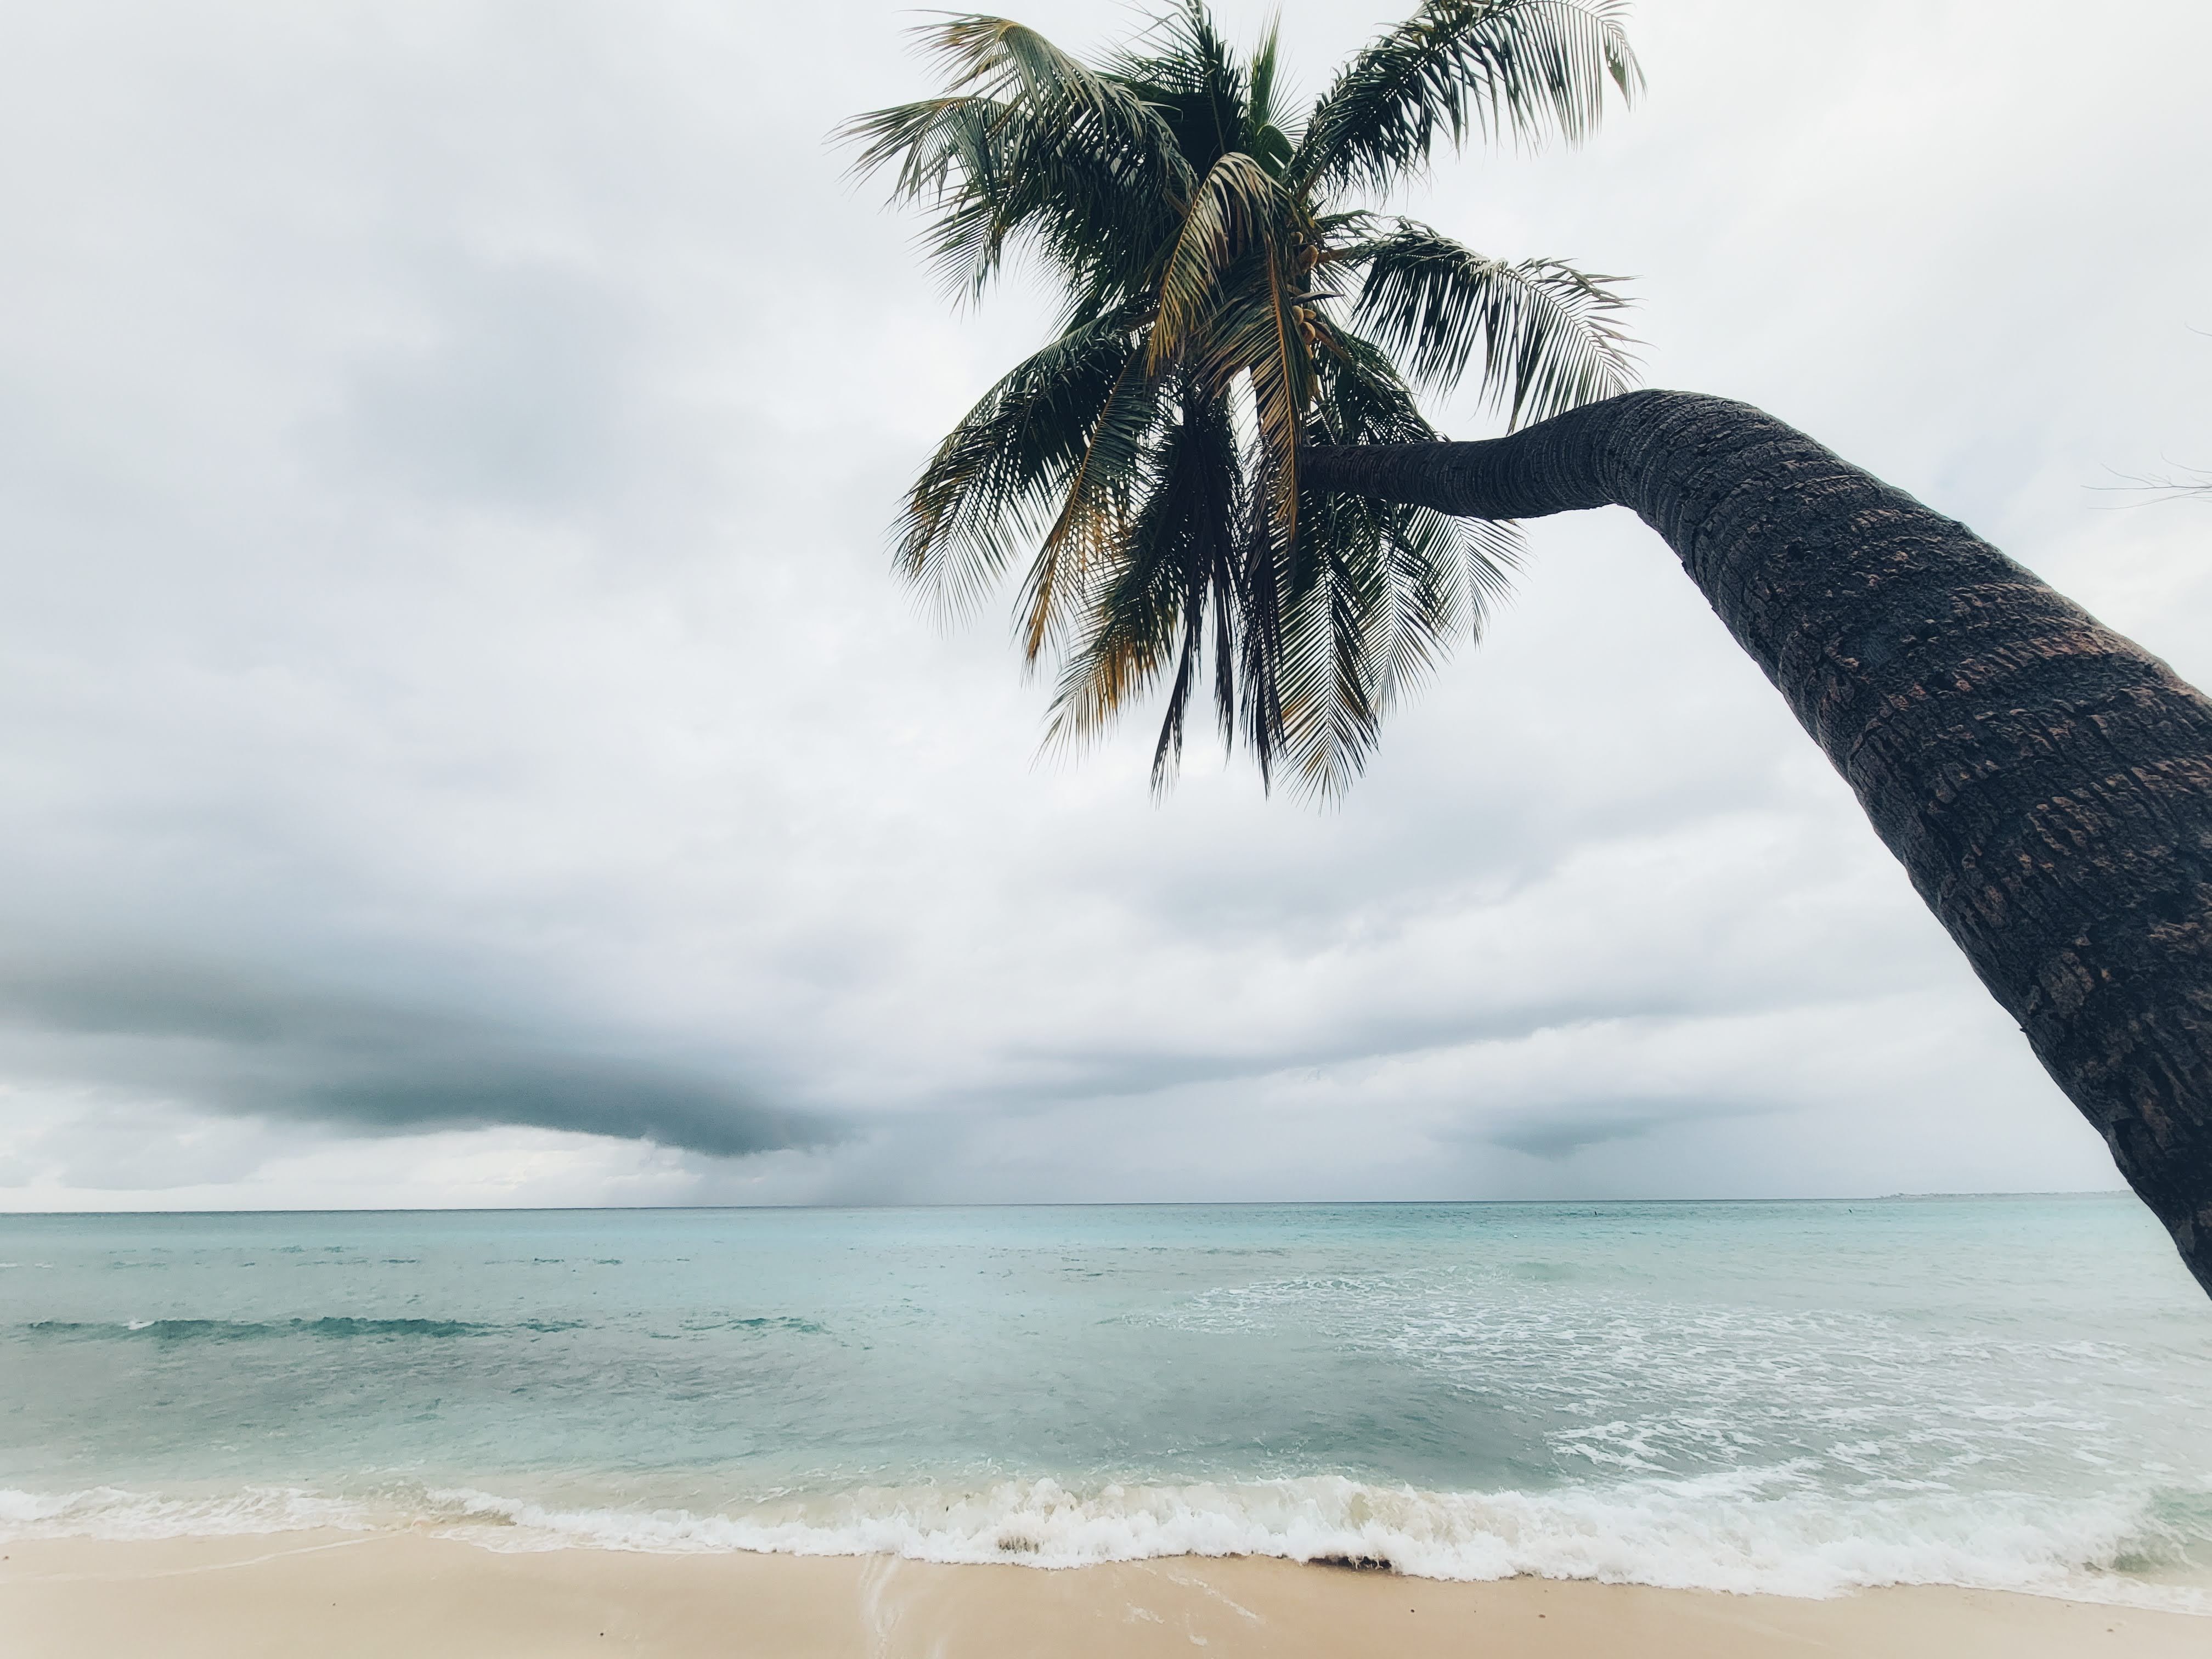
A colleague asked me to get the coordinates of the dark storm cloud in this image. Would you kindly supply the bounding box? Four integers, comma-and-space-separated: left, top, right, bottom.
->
0, 962, 830, 1159
1477, 1097, 1764, 1162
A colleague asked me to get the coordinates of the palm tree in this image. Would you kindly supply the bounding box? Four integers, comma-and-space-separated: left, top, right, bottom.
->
853, 4, 2212, 1301
1308, 400, 2212, 1300
845, 0, 1640, 796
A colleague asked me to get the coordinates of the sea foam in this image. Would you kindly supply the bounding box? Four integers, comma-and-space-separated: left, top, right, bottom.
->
6, 1474, 2207, 1612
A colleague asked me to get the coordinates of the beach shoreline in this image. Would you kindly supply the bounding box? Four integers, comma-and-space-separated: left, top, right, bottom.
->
3, 1531, 2203, 1658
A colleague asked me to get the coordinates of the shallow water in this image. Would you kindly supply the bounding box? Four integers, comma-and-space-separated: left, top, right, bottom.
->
2, 1196, 2208, 1605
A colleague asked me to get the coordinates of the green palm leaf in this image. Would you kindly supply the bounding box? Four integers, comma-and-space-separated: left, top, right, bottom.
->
1348, 219, 1636, 426
1019, 349, 1168, 662
849, 1, 1641, 796
1148, 151, 1284, 374
1045, 394, 1245, 787
1294, 0, 1640, 193
896, 300, 1153, 619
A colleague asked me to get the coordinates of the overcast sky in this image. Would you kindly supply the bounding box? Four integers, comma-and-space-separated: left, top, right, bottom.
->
0, 0, 2206, 1210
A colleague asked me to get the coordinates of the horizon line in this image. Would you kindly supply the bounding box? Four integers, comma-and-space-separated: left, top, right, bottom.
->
0, 1190, 2129, 1219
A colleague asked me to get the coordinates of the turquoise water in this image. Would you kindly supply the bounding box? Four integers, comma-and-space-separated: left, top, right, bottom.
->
3, 1197, 2209, 1605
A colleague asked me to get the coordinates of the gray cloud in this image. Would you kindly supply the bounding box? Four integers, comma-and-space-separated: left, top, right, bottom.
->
0, 961, 828, 1158
0, 0, 2203, 1207
1453, 1085, 1787, 1163
318, 262, 644, 514
1483, 1105, 1691, 1163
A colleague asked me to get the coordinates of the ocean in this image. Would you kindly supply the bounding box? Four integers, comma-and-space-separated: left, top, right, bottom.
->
3, 1196, 2208, 1607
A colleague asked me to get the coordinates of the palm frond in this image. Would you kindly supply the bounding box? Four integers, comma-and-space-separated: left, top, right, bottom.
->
1348, 219, 1635, 425
1310, 314, 1521, 617
919, 13, 1191, 165
1248, 10, 1285, 139
1259, 315, 1520, 795
1305, 313, 1433, 443
1045, 393, 1245, 789
1018, 349, 1168, 661
895, 300, 1153, 619
1197, 240, 1315, 539
841, 17, 1196, 307
1234, 463, 1290, 792
1147, 151, 1283, 374
1118, 0, 1248, 160
1272, 504, 1384, 799
1272, 484, 1511, 797
923, 13, 1199, 223
1293, 0, 1640, 193
841, 95, 1000, 202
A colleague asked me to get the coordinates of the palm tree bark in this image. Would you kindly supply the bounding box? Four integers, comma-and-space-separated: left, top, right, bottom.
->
1305, 390, 2212, 1299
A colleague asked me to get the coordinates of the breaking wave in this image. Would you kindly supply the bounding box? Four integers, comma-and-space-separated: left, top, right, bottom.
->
5, 1473, 2207, 1611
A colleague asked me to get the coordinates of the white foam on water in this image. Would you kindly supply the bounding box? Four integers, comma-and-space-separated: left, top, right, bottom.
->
9, 1474, 2204, 1612
0, 1483, 377, 1538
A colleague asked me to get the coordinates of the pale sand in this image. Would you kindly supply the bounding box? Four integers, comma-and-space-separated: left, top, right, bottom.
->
2, 1532, 2203, 1657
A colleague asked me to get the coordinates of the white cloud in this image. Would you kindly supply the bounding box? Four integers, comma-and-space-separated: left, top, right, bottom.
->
0, 0, 2200, 1207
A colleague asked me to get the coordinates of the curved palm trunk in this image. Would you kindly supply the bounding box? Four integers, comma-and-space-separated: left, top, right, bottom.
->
1305, 390, 2212, 1299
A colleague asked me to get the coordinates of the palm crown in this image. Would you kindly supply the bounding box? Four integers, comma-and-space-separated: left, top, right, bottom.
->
848, 1, 1640, 795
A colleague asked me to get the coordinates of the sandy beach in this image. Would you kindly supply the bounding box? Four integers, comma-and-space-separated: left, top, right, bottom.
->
2, 1532, 2202, 1658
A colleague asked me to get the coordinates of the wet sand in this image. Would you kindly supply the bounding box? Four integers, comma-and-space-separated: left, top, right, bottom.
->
2, 1531, 2203, 1657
